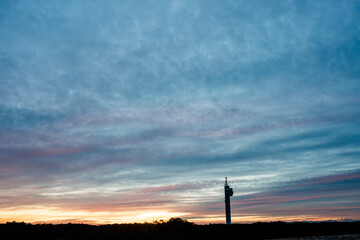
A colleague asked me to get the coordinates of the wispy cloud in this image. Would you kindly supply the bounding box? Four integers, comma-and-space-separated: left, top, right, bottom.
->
0, 0, 359, 223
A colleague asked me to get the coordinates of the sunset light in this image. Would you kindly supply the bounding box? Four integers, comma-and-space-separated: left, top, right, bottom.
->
0, 0, 359, 226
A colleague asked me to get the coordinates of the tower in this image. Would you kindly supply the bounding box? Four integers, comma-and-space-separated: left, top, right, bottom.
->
224, 177, 234, 224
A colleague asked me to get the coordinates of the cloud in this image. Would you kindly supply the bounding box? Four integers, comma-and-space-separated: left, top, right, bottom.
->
0, 0, 360, 223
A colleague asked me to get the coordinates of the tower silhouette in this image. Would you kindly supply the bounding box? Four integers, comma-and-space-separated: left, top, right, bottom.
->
224, 177, 234, 224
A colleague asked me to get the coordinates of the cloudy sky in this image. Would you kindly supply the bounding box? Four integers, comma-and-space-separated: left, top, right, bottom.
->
1, 0, 360, 224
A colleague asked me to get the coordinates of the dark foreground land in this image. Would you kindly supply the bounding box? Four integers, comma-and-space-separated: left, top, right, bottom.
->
1, 219, 360, 240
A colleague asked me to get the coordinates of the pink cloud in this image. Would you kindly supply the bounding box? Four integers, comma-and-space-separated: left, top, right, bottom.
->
295, 172, 360, 187
1, 146, 94, 162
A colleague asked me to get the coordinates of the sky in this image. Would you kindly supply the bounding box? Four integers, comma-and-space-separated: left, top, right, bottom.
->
0, 0, 360, 224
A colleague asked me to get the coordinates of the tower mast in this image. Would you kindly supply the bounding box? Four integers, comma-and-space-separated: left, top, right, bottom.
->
224, 177, 234, 224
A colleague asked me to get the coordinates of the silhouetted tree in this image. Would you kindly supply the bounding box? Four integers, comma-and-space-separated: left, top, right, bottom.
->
164, 218, 193, 225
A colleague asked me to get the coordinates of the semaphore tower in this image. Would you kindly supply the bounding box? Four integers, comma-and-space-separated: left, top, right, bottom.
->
224, 177, 234, 224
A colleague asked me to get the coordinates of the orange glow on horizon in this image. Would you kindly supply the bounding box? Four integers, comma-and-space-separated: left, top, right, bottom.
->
0, 206, 189, 224
0, 206, 355, 225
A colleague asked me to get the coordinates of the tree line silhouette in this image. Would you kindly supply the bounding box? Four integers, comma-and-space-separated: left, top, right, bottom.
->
1, 218, 359, 240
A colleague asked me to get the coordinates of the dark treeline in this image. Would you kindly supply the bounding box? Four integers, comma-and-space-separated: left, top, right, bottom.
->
1, 218, 360, 240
